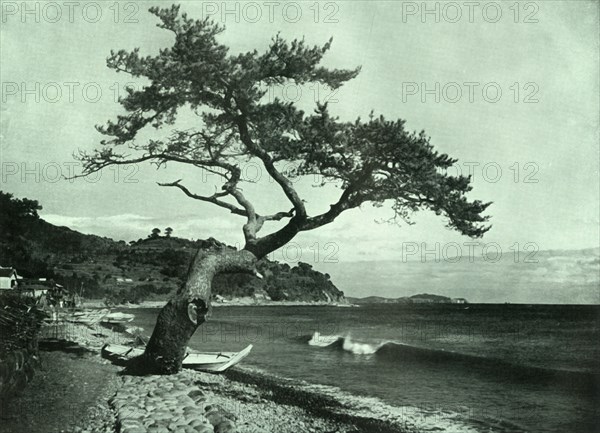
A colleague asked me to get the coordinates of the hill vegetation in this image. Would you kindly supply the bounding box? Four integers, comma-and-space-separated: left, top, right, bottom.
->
0, 191, 345, 305
347, 293, 462, 304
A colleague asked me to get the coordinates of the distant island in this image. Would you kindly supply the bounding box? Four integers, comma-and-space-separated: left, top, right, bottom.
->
347, 293, 468, 304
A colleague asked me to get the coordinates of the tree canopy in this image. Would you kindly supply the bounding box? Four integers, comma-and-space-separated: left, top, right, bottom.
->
78, 5, 491, 259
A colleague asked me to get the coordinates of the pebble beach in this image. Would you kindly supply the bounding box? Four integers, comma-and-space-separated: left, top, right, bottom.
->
1, 319, 382, 433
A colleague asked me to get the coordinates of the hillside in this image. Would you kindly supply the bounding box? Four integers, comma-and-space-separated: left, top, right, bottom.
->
0, 191, 346, 305
346, 296, 410, 304
347, 294, 460, 304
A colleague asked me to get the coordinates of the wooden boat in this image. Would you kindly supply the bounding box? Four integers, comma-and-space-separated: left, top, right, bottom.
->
101, 312, 135, 324
101, 343, 253, 372
65, 309, 109, 325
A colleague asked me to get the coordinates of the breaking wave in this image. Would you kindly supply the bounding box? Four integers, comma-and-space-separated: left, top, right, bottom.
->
306, 332, 600, 392
308, 331, 381, 354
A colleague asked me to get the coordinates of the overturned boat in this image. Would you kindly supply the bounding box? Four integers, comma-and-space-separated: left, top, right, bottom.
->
101, 343, 253, 372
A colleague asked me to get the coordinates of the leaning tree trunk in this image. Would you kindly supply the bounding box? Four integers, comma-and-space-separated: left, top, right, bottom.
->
142, 248, 258, 374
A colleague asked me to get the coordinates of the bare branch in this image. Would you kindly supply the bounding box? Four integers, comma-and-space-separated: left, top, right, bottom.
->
255, 208, 295, 233
157, 179, 247, 217
262, 208, 295, 221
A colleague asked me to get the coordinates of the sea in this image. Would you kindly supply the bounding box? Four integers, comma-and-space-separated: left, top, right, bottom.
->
126, 304, 600, 433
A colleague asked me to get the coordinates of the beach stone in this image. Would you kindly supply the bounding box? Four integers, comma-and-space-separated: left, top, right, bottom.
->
121, 416, 144, 425
144, 419, 157, 428
205, 413, 227, 426
183, 410, 203, 419
205, 405, 237, 422
121, 428, 145, 433
168, 421, 187, 431
147, 427, 169, 433
171, 415, 186, 423
194, 375, 224, 386
188, 417, 210, 427
175, 385, 191, 393
179, 398, 195, 407
151, 412, 173, 421
215, 419, 237, 433
151, 420, 171, 429
188, 389, 206, 401
124, 405, 144, 415
184, 412, 206, 422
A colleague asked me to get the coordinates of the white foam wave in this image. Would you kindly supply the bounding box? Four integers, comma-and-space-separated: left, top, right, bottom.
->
342, 335, 379, 355
308, 332, 382, 355
308, 331, 341, 347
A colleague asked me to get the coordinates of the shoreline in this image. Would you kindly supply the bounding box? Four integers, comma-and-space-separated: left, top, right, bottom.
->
5, 319, 410, 433
82, 299, 358, 309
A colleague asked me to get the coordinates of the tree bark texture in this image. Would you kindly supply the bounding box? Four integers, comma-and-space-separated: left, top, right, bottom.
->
142, 248, 257, 374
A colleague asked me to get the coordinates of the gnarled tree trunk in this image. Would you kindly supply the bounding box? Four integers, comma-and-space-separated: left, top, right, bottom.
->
142, 248, 258, 374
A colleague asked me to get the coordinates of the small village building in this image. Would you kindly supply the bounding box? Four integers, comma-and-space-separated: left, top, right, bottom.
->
0, 267, 19, 290
18, 279, 53, 297
452, 298, 468, 304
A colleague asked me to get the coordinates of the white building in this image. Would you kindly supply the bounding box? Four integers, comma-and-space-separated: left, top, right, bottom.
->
0, 267, 19, 290
452, 298, 468, 304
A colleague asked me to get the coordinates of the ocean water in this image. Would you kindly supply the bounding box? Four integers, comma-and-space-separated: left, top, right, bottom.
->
128, 304, 600, 432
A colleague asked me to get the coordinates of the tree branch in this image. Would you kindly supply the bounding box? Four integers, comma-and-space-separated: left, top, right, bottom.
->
157, 179, 247, 217
300, 166, 373, 231
235, 115, 307, 219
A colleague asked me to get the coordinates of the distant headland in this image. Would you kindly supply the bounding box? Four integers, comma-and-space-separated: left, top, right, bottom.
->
347, 293, 468, 304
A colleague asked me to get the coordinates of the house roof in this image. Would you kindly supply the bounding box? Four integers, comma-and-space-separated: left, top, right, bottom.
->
0, 267, 17, 278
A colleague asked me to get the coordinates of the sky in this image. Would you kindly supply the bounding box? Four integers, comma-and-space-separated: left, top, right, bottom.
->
1, 1, 599, 298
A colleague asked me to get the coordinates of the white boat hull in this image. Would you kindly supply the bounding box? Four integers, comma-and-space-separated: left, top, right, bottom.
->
101, 312, 135, 324
101, 343, 253, 372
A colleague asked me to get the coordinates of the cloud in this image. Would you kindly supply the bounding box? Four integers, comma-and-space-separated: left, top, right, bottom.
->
42, 213, 242, 244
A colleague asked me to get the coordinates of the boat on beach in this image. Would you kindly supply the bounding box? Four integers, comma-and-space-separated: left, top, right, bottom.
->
63, 309, 110, 325
44, 309, 136, 326
101, 343, 253, 372
100, 312, 135, 324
